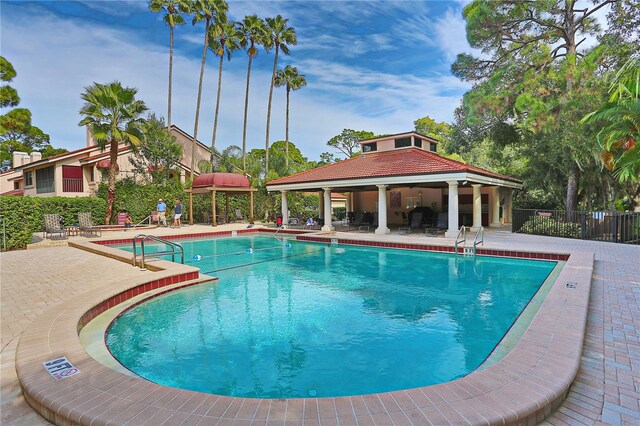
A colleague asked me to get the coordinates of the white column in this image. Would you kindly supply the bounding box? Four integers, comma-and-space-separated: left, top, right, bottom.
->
505, 189, 514, 223
471, 184, 482, 231
281, 190, 289, 228
318, 191, 324, 219
445, 181, 459, 238
322, 188, 334, 231
490, 187, 501, 227
375, 184, 390, 235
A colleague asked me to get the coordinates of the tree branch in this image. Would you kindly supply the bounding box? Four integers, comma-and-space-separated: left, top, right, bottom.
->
576, 0, 615, 26
575, 37, 587, 48
526, 9, 564, 32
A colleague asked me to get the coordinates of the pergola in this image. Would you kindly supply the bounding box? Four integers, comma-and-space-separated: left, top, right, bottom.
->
266, 132, 523, 238
186, 173, 257, 226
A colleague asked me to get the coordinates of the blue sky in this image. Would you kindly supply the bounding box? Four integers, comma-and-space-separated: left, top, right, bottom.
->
1, 0, 476, 161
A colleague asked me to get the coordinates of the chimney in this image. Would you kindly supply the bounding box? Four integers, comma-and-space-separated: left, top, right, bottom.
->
30, 152, 42, 163
86, 125, 95, 147
12, 151, 29, 168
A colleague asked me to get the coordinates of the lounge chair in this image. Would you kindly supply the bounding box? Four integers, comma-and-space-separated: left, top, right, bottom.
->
409, 212, 424, 232
349, 211, 368, 231
235, 209, 245, 222
426, 212, 448, 236
78, 212, 102, 237
398, 211, 423, 234
43, 214, 67, 239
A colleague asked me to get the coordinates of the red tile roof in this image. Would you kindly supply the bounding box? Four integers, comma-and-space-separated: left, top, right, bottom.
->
267, 148, 522, 186
1, 188, 24, 196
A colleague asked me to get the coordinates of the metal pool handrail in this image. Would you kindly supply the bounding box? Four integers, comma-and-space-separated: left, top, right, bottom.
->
454, 226, 466, 254
473, 226, 484, 251
132, 234, 184, 270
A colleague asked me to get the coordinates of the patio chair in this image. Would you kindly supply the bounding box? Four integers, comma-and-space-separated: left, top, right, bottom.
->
398, 211, 423, 234
349, 211, 368, 231
43, 214, 67, 239
202, 211, 211, 224
409, 212, 424, 232
235, 209, 245, 222
78, 212, 102, 237
426, 212, 448, 236
401, 211, 408, 225
216, 211, 227, 224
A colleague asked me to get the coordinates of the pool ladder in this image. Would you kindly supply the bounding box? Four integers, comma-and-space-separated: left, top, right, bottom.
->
454, 226, 484, 256
132, 234, 184, 270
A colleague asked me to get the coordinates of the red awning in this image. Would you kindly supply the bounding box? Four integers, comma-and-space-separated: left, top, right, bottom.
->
192, 173, 251, 188
96, 159, 119, 170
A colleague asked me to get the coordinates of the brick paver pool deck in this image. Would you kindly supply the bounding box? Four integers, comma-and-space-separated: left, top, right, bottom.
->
1, 224, 638, 425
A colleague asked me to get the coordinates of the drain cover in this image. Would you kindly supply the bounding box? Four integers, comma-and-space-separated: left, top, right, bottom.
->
565, 282, 578, 289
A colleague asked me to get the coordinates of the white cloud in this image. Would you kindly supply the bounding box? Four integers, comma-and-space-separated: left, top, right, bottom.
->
432, 7, 476, 62
2, 2, 469, 162
75, 0, 148, 17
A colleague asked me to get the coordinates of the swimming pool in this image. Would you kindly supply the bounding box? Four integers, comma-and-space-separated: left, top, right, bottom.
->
107, 235, 556, 398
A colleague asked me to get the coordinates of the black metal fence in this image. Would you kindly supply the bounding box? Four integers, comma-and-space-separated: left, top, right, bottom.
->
512, 209, 640, 244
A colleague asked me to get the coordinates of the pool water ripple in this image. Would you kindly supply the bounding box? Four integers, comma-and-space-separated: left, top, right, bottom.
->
107, 236, 555, 398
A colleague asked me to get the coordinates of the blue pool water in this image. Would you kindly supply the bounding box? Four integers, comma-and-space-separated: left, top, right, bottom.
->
107, 235, 556, 398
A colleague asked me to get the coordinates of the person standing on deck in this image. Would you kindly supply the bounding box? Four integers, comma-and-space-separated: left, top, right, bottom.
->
173, 199, 183, 228
157, 198, 167, 227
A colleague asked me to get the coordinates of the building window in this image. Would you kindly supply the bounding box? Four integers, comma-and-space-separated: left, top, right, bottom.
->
406, 196, 422, 209
62, 165, 83, 192
25, 171, 33, 186
414, 138, 422, 148
36, 166, 55, 194
362, 142, 377, 152
430, 142, 437, 152
14, 181, 20, 190
89, 166, 95, 183
394, 137, 411, 148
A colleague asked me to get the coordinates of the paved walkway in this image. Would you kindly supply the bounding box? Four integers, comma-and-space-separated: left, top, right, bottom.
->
1, 225, 638, 425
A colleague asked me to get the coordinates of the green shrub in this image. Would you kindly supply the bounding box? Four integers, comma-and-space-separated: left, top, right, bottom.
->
333, 207, 346, 220
96, 178, 186, 224
519, 216, 581, 238
0, 196, 106, 250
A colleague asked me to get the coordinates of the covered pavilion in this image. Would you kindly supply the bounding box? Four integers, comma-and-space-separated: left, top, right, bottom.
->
186, 172, 257, 226
266, 131, 523, 238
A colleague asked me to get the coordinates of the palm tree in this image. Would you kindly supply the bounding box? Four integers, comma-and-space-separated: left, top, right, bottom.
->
264, 15, 296, 175
236, 15, 267, 171
148, 0, 187, 129
583, 57, 640, 181
78, 82, 148, 224
208, 18, 241, 160
188, 0, 228, 180
274, 65, 306, 170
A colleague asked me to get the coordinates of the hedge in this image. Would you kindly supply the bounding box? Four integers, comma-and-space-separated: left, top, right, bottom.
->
0, 196, 107, 250
96, 179, 187, 225
519, 216, 581, 238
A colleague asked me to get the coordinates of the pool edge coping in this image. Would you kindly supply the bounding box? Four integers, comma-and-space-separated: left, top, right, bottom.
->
15, 236, 594, 425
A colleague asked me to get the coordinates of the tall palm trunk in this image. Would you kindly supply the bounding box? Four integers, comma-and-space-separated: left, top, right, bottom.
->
564, 39, 578, 218
242, 55, 253, 171
265, 45, 279, 175
211, 53, 224, 161
190, 19, 210, 179
285, 86, 290, 170
167, 25, 174, 128
565, 168, 578, 219
106, 138, 119, 224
